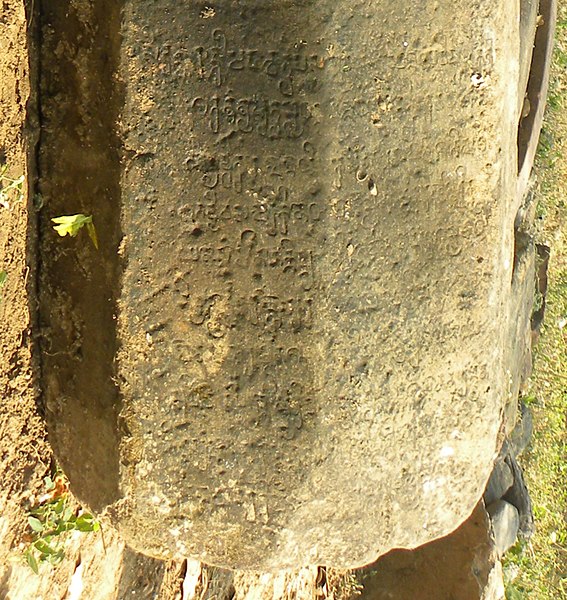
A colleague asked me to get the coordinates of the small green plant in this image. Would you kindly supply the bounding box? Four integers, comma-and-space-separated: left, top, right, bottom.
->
24, 472, 99, 574
52, 214, 99, 249
0, 164, 24, 209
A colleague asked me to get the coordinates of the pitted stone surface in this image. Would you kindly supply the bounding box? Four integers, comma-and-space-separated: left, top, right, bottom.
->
41, 0, 521, 569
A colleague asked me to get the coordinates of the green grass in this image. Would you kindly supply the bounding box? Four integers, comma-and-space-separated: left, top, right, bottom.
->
504, 4, 567, 597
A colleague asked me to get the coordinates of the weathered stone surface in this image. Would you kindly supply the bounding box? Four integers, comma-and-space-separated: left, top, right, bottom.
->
355, 503, 503, 600
113, 0, 520, 568
40, 0, 521, 569
508, 403, 534, 457
503, 190, 537, 436
481, 562, 506, 600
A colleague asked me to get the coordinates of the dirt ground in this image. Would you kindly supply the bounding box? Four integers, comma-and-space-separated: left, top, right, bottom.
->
0, 0, 51, 579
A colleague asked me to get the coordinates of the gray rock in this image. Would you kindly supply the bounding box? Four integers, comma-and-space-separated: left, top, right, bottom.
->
487, 500, 520, 557
503, 454, 535, 539
484, 460, 514, 506
504, 191, 537, 436
508, 402, 534, 457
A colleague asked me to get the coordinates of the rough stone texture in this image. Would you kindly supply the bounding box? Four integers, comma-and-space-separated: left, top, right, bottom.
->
487, 500, 520, 557
503, 188, 537, 436
40, 0, 521, 569
508, 403, 533, 457
481, 562, 506, 600
355, 503, 503, 600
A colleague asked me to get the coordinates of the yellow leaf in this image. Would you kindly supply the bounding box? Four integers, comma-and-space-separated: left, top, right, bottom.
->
52, 214, 98, 249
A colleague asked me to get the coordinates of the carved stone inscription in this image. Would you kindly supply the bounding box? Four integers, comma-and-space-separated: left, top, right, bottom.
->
117, 0, 516, 571
120, 2, 329, 542
177, 27, 324, 439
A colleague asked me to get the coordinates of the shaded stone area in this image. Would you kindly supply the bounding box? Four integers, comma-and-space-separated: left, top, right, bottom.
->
483, 403, 535, 556
355, 503, 503, 600
487, 500, 520, 558
38, 0, 124, 512
39, 0, 522, 570
484, 460, 514, 507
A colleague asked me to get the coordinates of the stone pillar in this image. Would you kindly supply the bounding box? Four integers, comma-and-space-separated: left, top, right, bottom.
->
40, 0, 520, 569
